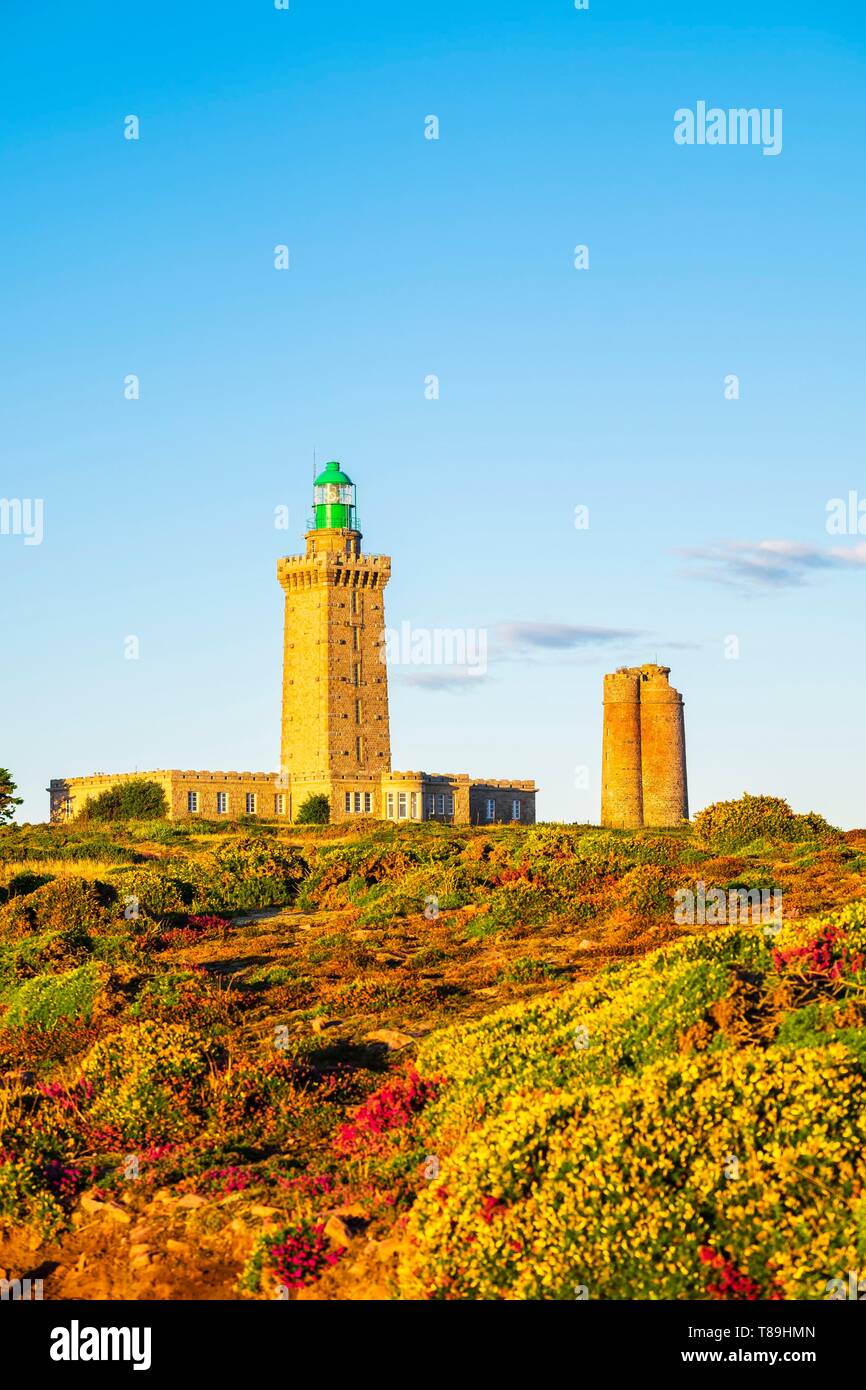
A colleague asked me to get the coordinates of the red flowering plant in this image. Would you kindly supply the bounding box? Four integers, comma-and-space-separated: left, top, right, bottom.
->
773, 924, 866, 982
699, 1246, 782, 1301
240, 1220, 344, 1295
157, 914, 230, 950
335, 1066, 442, 1155
198, 1165, 254, 1195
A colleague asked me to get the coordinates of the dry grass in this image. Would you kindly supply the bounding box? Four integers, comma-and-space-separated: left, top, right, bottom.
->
0, 858, 121, 887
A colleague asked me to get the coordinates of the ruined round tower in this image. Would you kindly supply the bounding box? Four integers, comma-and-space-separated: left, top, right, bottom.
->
600, 669, 644, 829
601, 664, 688, 828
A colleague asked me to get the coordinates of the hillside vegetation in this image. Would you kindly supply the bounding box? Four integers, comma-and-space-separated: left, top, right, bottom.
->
0, 799, 864, 1300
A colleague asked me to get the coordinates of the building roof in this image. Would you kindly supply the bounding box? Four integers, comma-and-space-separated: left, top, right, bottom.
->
314, 460, 353, 487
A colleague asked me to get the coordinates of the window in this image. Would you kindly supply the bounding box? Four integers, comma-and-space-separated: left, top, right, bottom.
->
275, 793, 285, 815
353, 664, 360, 687
216, 791, 228, 814
345, 791, 352, 812
426, 794, 435, 818
398, 792, 407, 819
355, 699, 361, 723
354, 792, 362, 813
364, 792, 372, 813
356, 736, 362, 762
187, 791, 199, 813
485, 798, 496, 823
512, 798, 521, 821
446, 793, 454, 817
410, 792, 418, 819
245, 793, 257, 814
353, 626, 360, 650
387, 792, 394, 818
351, 590, 358, 615
437, 794, 445, 815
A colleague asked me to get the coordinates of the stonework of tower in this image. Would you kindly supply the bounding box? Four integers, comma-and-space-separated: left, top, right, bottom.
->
601, 664, 688, 829
277, 462, 391, 813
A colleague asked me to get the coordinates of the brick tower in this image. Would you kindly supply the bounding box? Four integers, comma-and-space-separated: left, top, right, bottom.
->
601, 664, 688, 828
277, 462, 392, 817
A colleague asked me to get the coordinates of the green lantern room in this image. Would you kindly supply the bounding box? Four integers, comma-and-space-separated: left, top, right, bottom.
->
312, 461, 358, 533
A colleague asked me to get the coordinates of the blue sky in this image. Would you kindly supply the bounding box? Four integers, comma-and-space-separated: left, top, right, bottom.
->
2, 0, 864, 826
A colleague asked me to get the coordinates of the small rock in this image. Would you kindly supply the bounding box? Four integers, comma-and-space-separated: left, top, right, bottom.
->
129, 1243, 153, 1259
250, 1205, 282, 1220
364, 1029, 415, 1051
80, 1195, 131, 1224
130, 1254, 152, 1270
176, 1193, 207, 1210
165, 1239, 190, 1256
311, 1017, 340, 1034
578, 939, 593, 951
323, 1215, 355, 1249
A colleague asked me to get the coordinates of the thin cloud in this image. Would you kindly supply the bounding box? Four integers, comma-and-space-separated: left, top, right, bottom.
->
678, 539, 866, 590
494, 622, 644, 652
399, 670, 491, 693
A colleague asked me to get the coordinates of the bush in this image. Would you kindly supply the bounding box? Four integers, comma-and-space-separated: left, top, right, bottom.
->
79, 1021, 222, 1144
0, 870, 55, 903
296, 794, 330, 825
79, 779, 168, 823
0, 963, 104, 1028
693, 794, 840, 849
205, 838, 307, 910
397, 905, 866, 1300
399, 1046, 866, 1300
0, 876, 115, 939
108, 867, 196, 920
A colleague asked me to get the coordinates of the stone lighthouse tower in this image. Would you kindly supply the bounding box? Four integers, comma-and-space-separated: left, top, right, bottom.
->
277, 462, 392, 818
601, 664, 688, 829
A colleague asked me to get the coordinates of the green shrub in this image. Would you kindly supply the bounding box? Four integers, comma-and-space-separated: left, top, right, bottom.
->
500, 957, 559, 984
296, 794, 330, 825
0, 962, 104, 1028
108, 866, 196, 919
0, 876, 115, 939
79, 779, 168, 823
80, 1021, 221, 1144
205, 837, 307, 910
693, 794, 839, 849
0, 870, 55, 903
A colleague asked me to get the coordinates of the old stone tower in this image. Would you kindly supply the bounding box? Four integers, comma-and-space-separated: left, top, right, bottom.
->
277, 461, 392, 811
601, 664, 688, 828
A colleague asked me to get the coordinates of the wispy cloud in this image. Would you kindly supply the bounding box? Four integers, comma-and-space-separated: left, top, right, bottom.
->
399, 670, 491, 693
494, 622, 644, 652
679, 539, 866, 590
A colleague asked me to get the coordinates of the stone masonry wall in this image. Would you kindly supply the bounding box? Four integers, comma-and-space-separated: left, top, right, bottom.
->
601, 664, 688, 829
